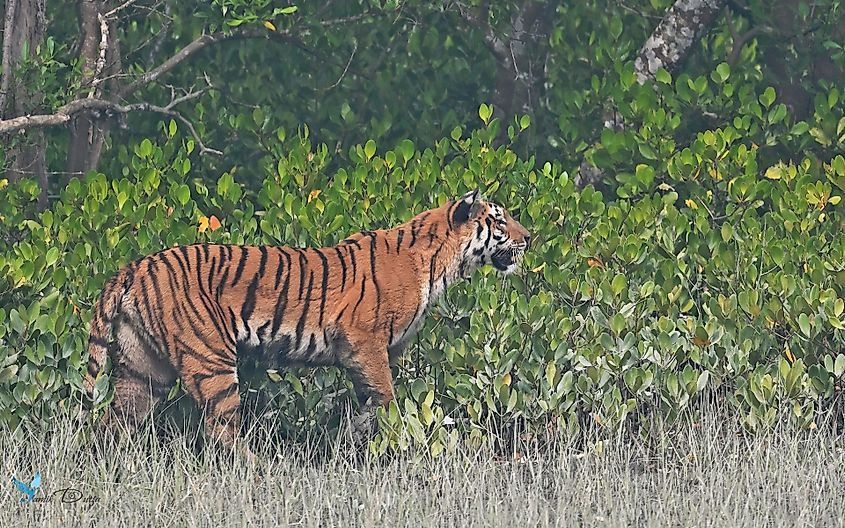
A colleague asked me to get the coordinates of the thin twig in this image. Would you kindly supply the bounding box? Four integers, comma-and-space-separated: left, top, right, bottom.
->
104, 0, 143, 18
323, 42, 357, 90
118, 27, 300, 98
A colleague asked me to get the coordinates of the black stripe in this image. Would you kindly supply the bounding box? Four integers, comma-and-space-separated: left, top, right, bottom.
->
227, 307, 239, 341
258, 246, 268, 278
241, 271, 260, 327
170, 247, 209, 327
207, 255, 217, 296
352, 277, 367, 318
178, 246, 192, 272
239, 247, 268, 327
334, 247, 348, 291
194, 246, 237, 348
428, 240, 447, 297
231, 247, 249, 286
427, 223, 437, 246
409, 219, 419, 247
396, 229, 404, 253
271, 256, 292, 336
369, 234, 382, 319
400, 301, 422, 341
296, 249, 307, 300
274, 248, 288, 289
315, 249, 329, 327
294, 271, 315, 352
483, 217, 493, 248
157, 253, 187, 327
349, 244, 358, 280
135, 275, 167, 352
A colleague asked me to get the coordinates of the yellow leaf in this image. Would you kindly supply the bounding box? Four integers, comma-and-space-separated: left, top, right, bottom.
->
308, 189, 322, 203
198, 216, 209, 233
0, 178, 8, 190
263, 20, 276, 31
685, 199, 698, 210
531, 262, 546, 273
765, 165, 784, 180
208, 215, 222, 231
587, 257, 604, 269
784, 346, 796, 365
502, 373, 512, 386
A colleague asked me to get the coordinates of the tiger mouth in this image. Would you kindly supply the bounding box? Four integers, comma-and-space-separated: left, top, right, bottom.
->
491, 247, 525, 271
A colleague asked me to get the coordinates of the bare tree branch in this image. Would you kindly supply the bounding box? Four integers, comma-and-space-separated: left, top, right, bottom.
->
0, 91, 220, 154
457, 2, 509, 64
103, 0, 142, 18
118, 27, 300, 98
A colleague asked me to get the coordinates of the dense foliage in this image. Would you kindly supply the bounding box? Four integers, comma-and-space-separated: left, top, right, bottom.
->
3, 90, 845, 454
1, 1, 844, 454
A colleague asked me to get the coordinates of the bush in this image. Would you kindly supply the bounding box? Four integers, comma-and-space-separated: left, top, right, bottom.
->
1, 90, 844, 455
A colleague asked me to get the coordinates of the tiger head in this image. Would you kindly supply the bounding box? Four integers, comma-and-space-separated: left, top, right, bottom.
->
449, 189, 531, 276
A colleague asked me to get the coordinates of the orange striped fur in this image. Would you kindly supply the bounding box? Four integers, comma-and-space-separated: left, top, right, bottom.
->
85, 190, 530, 451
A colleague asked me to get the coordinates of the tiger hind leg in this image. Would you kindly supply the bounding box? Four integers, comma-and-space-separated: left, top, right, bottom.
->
179, 346, 259, 464
101, 317, 176, 437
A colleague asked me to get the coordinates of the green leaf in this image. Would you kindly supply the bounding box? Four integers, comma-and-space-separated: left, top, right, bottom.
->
176, 184, 190, 205
715, 62, 730, 83
798, 313, 811, 337
609, 313, 625, 335
364, 140, 376, 160
139, 138, 153, 158
478, 103, 492, 124
721, 222, 733, 242
760, 86, 776, 108
519, 114, 530, 130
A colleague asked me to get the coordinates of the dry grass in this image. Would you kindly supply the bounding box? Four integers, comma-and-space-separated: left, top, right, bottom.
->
1, 413, 843, 527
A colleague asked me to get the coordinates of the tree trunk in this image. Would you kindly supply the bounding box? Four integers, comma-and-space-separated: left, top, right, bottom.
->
1, 0, 48, 209
634, 0, 727, 84
491, 1, 554, 138
66, 0, 120, 177
576, 0, 727, 189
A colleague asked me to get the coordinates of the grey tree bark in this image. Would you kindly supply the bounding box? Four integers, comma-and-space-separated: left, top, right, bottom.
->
66, 0, 122, 178
634, 0, 727, 84
461, 1, 556, 145
1, 0, 48, 209
575, 0, 727, 189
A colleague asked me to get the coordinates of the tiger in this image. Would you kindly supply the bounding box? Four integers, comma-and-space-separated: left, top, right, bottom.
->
84, 190, 531, 454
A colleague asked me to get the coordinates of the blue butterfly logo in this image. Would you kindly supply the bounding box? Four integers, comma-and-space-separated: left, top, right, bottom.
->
11, 473, 41, 504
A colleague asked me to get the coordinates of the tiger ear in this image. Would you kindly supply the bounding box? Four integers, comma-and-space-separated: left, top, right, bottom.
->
452, 189, 482, 224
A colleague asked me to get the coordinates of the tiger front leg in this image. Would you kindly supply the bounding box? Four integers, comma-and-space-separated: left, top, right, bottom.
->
342, 337, 394, 444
